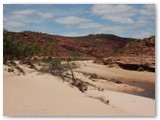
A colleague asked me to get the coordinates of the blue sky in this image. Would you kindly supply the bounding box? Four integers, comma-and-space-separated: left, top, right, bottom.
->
3, 4, 155, 38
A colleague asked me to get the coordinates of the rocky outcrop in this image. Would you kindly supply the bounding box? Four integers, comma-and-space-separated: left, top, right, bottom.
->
93, 36, 155, 72
95, 55, 155, 72
122, 36, 155, 57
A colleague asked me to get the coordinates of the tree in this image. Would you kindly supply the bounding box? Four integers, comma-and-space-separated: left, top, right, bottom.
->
3, 30, 40, 62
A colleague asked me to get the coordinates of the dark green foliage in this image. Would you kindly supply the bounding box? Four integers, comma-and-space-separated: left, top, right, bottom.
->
51, 58, 61, 66
40, 44, 53, 56
40, 57, 61, 63
41, 57, 52, 63
7, 68, 14, 72
3, 30, 39, 62
70, 51, 81, 59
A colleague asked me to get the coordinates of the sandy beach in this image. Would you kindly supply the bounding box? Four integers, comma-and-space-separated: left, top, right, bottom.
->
3, 61, 155, 116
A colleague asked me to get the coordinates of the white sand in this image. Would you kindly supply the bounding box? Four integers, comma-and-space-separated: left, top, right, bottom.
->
73, 61, 155, 94
3, 61, 155, 116
75, 60, 155, 83
86, 90, 155, 116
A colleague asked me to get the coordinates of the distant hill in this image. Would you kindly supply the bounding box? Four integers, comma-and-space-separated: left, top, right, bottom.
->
5, 31, 155, 59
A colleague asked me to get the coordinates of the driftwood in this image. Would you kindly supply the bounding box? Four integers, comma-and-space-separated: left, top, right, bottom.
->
89, 96, 110, 105
20, 59, 38, 71
9, 61, 25, 75
82, 72, 98, 79
28, 61, 38, 70
46, 62, 88, 93
109, 78, 122, 84
97, 97, 109, 105
67, 63, 87, 92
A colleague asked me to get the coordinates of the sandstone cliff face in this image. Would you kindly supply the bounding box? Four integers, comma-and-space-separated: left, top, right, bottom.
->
96, 36, 155, 72
122, 36, 155, 57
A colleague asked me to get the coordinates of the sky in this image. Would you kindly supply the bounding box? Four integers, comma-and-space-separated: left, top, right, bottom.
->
3, 4, 155, 39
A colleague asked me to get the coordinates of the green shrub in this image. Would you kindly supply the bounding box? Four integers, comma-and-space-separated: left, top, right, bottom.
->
51, 58, 61, 66
70, 51, 81, 59
8, 68, 14, 72
8, 68, 11, 72
3, 30, 40, 62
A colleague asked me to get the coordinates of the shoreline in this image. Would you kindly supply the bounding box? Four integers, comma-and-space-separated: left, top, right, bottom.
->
124, 82, 155, 98
74, 60, 155, 98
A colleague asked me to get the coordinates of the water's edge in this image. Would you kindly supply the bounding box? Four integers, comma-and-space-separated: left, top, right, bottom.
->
125, 82, 155, 99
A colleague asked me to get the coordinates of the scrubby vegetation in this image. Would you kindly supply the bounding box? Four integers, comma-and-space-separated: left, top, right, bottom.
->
70, 51, 81, 59
3, 30, 39, 63
39, 58, 87, 92
3, 32, 88, 92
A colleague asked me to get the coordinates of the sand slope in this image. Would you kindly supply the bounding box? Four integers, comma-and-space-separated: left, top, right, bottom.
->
3, 70, 124, 116
3, 62, 155, 116
75, 60, 155, 83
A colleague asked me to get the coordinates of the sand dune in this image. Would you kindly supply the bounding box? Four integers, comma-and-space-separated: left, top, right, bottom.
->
3, 61, 155, 116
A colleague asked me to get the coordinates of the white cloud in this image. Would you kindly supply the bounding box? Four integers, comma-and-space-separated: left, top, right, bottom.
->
11, 9, 35, 16
92, 4, 137, 24
55, 16, 91, 24
4, 21, 26, 30
128, 5, 155, 31
65, 25, 72, 28
4, 9, 55, 30
134, 16, 150, 27
11, 9, 54, 19
37, 12, 53, 19
102, 16, 134, 24
140, 4, 155, 16
78, 21, 127, 34
101, 25, 126, 33
91, 4, 155, 27
92, 4, 136, 16
61, 17, 127, 34
78, 22, 102, 29
4, 15, 27, 28
132, 31, 152, 39
62, 24, 127, 37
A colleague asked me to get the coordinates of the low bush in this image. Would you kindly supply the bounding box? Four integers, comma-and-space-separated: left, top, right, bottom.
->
8, 68, 14, 72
